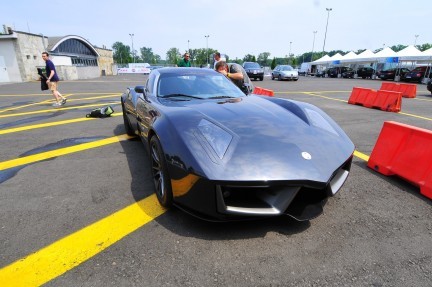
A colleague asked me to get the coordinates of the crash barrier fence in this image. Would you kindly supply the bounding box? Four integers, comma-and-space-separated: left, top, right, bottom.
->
348, 87, 401, 112
367, 121, 432, 200
253, 87, 274, 97
380, 82, 417, 98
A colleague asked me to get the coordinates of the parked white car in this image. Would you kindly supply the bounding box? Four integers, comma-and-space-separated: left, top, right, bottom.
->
271, 65, 299, 81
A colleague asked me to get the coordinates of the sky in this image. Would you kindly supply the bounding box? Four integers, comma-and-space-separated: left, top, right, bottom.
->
1, 0, 430, 60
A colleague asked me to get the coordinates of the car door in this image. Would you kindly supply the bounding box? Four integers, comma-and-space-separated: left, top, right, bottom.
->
123, 88, 138, 132
137, 73, 158, 139
273, 66, 280, 77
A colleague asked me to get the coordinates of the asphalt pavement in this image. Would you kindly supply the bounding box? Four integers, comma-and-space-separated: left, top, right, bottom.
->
0, 74, 431, 286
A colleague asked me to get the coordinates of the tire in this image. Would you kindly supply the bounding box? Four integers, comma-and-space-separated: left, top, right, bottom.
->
260, 76, 264, 81
278, 75, 282, 81
150, 136, 173, 208
271, 74, 275, 80
122, 104, 135, 136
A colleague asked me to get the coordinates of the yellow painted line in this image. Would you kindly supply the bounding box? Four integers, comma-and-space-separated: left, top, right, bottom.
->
304, 92, 348, 103
399, 112, 432, 121
0, 94, 121, 114
0, 92, 120, 97
0, 102, 120, 119
286, 92, 432, 122
0, 94, 72, 114
0, 113, 123, 135
274, 90, 351, 94
0, 99, 55, 113
354, 150, 370, 162
0, 194, 166, 287
0, 134, 133, 171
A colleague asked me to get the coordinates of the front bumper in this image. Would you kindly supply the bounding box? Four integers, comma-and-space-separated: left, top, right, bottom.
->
172, 156, 353, 221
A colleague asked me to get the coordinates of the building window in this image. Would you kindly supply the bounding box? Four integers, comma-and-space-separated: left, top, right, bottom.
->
26, 55, 30, 59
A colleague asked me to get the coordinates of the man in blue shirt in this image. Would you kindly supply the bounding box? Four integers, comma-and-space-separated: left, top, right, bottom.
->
42, 52, 67, 106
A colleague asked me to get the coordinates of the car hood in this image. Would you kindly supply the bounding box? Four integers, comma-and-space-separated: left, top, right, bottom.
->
158, 96, 354, 182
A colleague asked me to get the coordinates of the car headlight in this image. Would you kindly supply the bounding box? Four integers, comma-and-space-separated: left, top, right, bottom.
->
198, 119, 233, 159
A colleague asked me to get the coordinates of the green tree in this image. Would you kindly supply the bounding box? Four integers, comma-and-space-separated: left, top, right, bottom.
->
271, 57, 276, 69
140, 47, 156, 64
112, 41, 131, 64
166, 47, 180, 65
417, 43, 432, 51
390, 45, 407, 52
243, 54, 255, 62
257, 52, 271, 66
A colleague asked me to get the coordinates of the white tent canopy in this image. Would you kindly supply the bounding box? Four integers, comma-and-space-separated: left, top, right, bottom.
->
397, 45, 425, 61
329, 53, 344, 61
351, 49, 376, 63
340, 51, 357, 63
374, 47, 398, 58
309, 47, 431, 66
312, 54, 331, 64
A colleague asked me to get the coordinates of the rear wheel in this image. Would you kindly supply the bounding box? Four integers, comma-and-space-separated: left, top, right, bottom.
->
150, 136, 173, 208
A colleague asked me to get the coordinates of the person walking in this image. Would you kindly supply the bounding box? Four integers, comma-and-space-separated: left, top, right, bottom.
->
177, 52, 191, 67
41, 52, 67, 106
213, 52, 221, 69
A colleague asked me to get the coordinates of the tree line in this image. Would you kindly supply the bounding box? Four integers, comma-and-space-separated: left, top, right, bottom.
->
112, 41, 432, 68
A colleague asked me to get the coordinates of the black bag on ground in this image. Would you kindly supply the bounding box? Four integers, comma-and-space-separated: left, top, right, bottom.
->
86, 106, 114, 118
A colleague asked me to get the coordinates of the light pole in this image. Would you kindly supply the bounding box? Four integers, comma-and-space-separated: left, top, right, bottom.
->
129, 33, 135, 63
311, 31, 317, 61
205, 35, 210, 66
414, 34, 419, 46
289, 41, 292, 64
188, 40, 190, 52
322, 8, 332, 54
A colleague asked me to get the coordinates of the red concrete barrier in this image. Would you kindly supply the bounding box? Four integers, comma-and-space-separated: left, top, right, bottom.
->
367, 121, 432, 200
398, 83, 417, 98
380, 82, 398, 92
253, 87, 274, 97
348, 87, 375, 105
375, 90, 402, 112
379, 82, 416, 98
348, 87, 401, 112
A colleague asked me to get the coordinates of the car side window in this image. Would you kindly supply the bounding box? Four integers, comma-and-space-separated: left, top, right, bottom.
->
147, 73, 156, 94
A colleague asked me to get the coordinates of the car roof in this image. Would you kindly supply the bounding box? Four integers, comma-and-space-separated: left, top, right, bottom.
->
155, 67, 219, 76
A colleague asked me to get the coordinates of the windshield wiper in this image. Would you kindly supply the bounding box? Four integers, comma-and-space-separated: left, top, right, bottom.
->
160, 94, 203, 99
208, 96, 235, 99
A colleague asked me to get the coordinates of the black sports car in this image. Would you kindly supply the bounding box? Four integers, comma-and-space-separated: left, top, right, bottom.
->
121, 67, 355, 221
242, 62, 264, 81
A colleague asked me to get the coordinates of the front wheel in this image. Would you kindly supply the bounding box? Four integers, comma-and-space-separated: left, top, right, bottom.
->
260, 76, 264, 81
278, 75, 282, 81
150, 136, 173, 208
122, 104, 135, 136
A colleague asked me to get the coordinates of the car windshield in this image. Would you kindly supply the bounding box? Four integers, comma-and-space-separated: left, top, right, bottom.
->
157, 74, 245, 99
281, 66, 293, 71
244, 62, 260, 69
412, 67, 425, 72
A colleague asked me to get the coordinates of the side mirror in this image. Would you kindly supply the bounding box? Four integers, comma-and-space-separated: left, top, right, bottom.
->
134, 86, 145, 94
